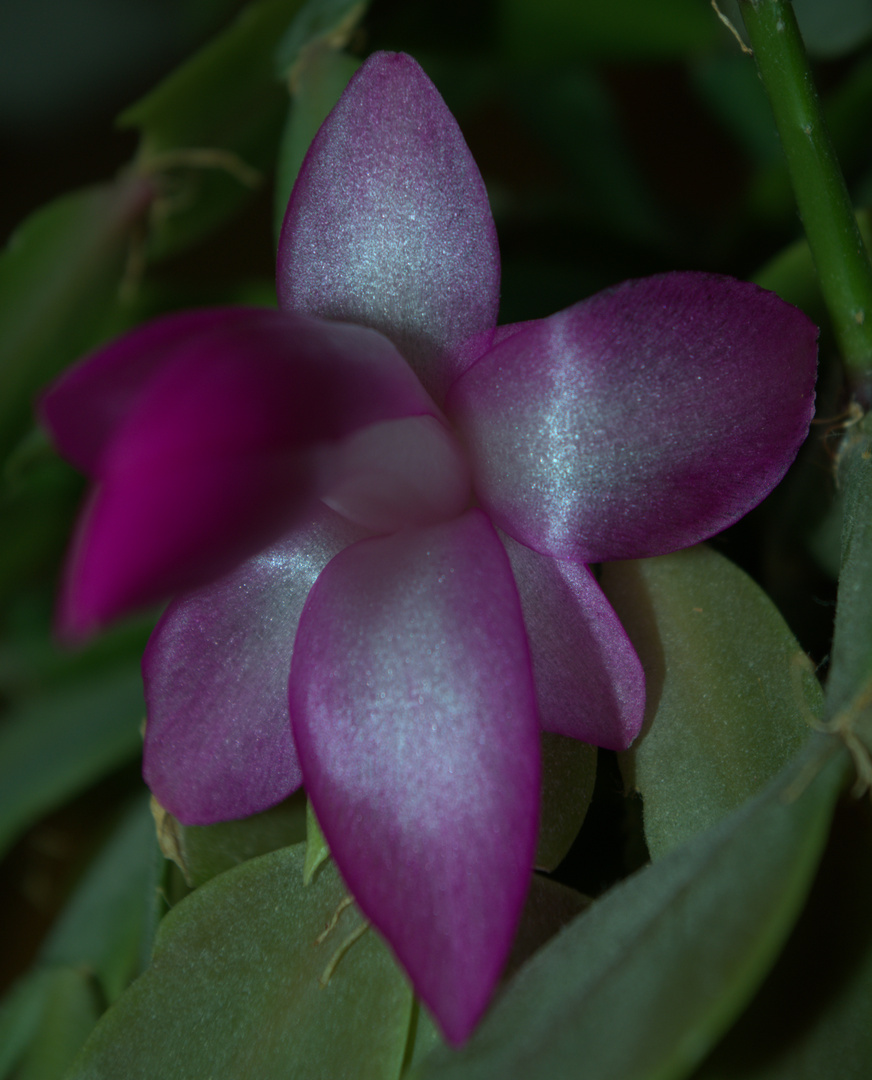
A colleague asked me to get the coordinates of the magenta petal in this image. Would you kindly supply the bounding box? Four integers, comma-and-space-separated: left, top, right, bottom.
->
277, 52, 500, 403
500, 532, 645, 750
55, 311, 436, 637
289, 511, 540, 1044
40, 308, 255, 476
449, 273, 818, 562
143, 509, 365, 824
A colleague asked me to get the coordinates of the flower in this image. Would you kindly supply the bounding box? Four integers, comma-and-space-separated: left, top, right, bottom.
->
40, 52, 818, 1044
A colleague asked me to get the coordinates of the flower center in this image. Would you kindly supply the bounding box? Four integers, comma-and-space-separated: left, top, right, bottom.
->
318, 414, 472, 533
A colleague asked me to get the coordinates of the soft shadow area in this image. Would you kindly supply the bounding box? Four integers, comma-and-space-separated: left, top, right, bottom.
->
692, 795, 872, 1078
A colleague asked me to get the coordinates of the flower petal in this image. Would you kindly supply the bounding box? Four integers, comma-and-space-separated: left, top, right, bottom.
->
54, 310, 437, 637
449, 273, 818, 562
277, 52, 500, 403
39, 308, 256, 477
500, 532, 645, 750
143, 509, 365, 824
289, 510, 540, 1044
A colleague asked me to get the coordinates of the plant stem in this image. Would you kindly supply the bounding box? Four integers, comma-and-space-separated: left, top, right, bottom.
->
736, 0, 872, 400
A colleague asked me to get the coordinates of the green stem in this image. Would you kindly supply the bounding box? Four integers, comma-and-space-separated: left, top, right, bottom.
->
736, 0, 872, 399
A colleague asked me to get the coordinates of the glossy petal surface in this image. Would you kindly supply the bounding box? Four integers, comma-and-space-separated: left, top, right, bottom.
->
500, 533, 645, 750
54, 311, 435, 637
277, 52, 500, 402
450, 273, 818, 562
289, 511, 540, 1044
144, 510, 365, 824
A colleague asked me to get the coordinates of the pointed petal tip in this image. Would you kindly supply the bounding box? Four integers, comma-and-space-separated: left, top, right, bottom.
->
290, 512, 540, 1045
277, 49, 500, 401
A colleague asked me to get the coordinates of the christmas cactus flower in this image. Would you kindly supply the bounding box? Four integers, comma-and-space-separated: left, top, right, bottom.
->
40, 52, 817, 1044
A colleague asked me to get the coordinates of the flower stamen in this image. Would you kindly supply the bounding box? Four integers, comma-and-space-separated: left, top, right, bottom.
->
314, 894, 355, 945
319, 920, 371, 988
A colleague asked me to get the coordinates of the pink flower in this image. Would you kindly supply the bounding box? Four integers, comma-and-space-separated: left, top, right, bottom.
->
41, 53, 817, 1043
